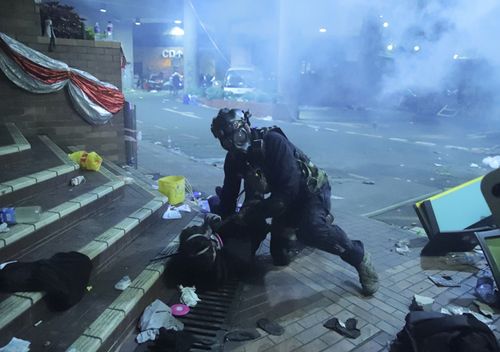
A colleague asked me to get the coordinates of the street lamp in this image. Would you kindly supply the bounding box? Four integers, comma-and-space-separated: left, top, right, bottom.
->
174, 19, 182, 24
383, 21, 389, 28
135, 18, 141, 26
413, 45, 420, 52
453, 53, 459, 60
319, 27, 327, 33
170, 26, 184, 36
387, 43, 394, 51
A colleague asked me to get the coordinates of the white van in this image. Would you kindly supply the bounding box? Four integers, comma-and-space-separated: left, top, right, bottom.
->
223, 67, 261, 95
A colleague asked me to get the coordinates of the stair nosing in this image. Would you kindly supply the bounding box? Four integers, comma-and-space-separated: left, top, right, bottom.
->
0, 123, 30, 156
0, 135, 79, 197
0, 179, 126, 248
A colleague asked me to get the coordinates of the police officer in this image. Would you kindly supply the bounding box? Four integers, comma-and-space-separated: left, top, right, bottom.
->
210, 108, 379, 295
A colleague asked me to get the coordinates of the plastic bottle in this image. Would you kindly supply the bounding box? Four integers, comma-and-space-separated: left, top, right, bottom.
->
475, 276, 497, 305
15, 206, 42, 223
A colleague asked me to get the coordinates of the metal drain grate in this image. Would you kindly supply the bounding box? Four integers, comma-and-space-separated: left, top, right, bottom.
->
177, 280, 240, 351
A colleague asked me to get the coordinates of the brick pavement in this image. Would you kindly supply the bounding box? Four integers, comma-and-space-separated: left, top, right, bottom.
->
225, 210, 500, 352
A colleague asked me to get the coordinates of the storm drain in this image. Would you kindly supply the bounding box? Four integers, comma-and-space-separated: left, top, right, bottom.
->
177, 280, 240, 351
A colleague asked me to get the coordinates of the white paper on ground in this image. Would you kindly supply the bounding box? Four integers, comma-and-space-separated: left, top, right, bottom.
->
162, 206, 182, 220
176, 204, 191, 212
0, 337, 30, 352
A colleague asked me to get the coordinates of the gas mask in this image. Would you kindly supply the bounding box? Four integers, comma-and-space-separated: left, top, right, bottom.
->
211, 109, 252, 152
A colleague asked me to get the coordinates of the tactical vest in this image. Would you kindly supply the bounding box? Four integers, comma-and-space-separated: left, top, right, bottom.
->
249, 127, 328, 193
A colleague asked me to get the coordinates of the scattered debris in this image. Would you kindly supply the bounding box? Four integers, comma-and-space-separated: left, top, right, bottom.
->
176, 204, 191, 213
482, 156, 500, 169
0, 223, 9, 233
331, 195, 345, 200
395, 239, 411, 255
43, 340, 51, 348
114, 275, 131, 291
152, 184, 159, 190
428, 274, 461, 287
474, 300, 495, 318
0, 337, 30, 352
154, 141, 162, 145
445, 252, 483, 266
475, 276, 497, 305
411, 294, 434, 312
362, 180, 375, 185
120, 176, 134, 184
86, 285, 92, 292
179, 285, 200, 307
171, 304, 190, 316
434, 163, 443, 167
34, 320, 43, 327
257, 318, 285, 336
69, 175, 86, 186
162, 206, 182, 220
444, 304, 494, 325
198, 199, 211, 213
136, 299, 184, 344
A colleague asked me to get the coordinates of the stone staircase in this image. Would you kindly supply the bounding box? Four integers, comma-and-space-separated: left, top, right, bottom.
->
0, 123, 200, 351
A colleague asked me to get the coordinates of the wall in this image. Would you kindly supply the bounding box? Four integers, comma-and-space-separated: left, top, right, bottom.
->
113, 23, 134, 90
0, 0, 126, 163
134, 46, 183, 77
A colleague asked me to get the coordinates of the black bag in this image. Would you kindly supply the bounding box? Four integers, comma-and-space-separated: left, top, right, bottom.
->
390, 311, 500, 352
0, 251, 92, 311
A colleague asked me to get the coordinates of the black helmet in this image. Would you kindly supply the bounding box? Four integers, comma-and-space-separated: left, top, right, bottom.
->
211, 108, 251, 152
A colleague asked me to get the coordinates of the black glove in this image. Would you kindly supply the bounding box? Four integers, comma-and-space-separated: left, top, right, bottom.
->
204, 213, 222, 232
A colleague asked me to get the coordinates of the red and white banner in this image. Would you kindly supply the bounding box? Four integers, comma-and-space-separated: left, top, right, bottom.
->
0, 32, 124, 125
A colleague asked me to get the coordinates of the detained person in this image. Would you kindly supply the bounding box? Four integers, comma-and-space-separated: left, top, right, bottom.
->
210, 108, 379, 296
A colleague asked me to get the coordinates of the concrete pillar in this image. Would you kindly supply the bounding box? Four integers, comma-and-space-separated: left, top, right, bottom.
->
183, 0, 198, 93
113, 23, 134, 90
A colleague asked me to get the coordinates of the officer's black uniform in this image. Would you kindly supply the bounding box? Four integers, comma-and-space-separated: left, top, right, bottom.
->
218, 129, 365, 268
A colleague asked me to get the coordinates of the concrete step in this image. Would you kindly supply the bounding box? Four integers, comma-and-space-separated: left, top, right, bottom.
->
0, 132, 199, 352
0, 165, 126, 259
0, 135, 79, 203
0, 123, 30, 156
0, 202, 197, 352
0, 191, 170, 344
67, 214, 202, 352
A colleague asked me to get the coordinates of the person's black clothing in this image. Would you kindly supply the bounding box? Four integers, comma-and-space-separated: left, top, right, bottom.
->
219, 129, 364, 267
0, 251, 92, 311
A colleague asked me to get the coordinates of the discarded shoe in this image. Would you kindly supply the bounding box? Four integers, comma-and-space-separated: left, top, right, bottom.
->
257, 318, 284, 336
324, 317, 361, 339
224, 329, 261, 342
356, 252, 379, 296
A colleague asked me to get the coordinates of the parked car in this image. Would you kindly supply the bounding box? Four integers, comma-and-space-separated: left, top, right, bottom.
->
145, 72, 166, 91
223, 67, 261, 95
